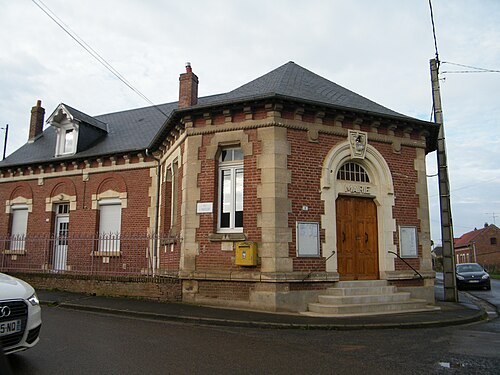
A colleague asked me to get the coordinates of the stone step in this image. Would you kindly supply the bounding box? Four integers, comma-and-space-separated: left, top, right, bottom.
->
336, 280, 388, 288
306, 299, 430, 316
318, 292, 411, 305
324, 285, 397, 296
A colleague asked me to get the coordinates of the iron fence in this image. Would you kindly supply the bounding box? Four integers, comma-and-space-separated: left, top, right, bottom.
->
0, 234, 179, 277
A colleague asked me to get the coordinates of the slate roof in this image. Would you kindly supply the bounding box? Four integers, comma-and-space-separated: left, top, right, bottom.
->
205, 61, 413, 120
0, 61, 435, 169
54, 103, 108, 132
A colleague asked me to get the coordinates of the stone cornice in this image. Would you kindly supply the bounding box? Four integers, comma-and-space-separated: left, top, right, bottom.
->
185, 118, 427, 149
0, 157, 156, 183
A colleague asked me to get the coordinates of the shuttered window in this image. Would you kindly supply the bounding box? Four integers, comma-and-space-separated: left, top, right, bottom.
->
11, 205, 28, 251
99, 199, 122, 252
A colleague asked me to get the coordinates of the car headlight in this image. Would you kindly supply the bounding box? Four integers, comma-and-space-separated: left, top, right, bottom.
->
482, 274, 490, 280
27, 293, 40, 306
457, 275, 465, 280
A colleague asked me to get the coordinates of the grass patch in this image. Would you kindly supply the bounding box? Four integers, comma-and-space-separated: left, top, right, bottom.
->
489, 273, 500, 279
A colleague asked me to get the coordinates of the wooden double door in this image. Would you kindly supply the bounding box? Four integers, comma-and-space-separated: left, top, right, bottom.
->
336, 196, 379, 280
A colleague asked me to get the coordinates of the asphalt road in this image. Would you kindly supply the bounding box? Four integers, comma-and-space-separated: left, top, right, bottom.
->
6, 304, 500, 375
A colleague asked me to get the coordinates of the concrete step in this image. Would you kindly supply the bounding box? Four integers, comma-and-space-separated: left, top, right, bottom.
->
304, 279, 437, 317
318, 292, 411, 305
336, 280, 388, 288
324, 285, 397, 296
307, 299, 430, 316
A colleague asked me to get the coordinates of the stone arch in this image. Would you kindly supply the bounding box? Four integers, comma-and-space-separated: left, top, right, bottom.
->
49, 179, 77, 198
320, 141, 397, 277
46, 179, 78, 212
96, 174, 128, 196
9, 184, 33, 202
6, 184, 34, 213
92, 175, 128, 210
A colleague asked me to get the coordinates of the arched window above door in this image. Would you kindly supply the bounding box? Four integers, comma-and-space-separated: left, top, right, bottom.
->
337, 162, 370, 183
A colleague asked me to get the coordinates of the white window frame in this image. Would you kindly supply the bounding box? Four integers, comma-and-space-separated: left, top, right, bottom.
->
218, 148, 243, 233
98, 198, 122, 253
55, 123, 78, 156
10, 205, 29, 251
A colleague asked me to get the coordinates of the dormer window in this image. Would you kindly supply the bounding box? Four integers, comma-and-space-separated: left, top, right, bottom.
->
47, 103, 107, 158
56, 124, 78, 156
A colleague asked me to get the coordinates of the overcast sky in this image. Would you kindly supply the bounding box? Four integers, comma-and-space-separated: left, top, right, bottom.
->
1, 0, 499, 245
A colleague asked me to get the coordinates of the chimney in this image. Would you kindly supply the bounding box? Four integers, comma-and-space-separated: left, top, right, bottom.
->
29, 100, 45, 142
178, 62, 198, 108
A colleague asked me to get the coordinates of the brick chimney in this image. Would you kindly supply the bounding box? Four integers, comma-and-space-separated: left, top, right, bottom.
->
178, 62, 198, 108
29, 100, 45, 142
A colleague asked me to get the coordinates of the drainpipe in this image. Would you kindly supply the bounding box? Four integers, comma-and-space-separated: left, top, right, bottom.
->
146, 148, 161, 276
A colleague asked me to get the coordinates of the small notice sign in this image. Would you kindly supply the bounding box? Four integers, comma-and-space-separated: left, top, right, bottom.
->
296, 221, 320, 257
399, 226, 418, 258
196, 202, 213, 214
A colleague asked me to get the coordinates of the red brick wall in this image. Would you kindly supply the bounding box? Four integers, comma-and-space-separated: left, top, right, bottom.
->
11, 272, 182, 301
1, 164, 153, 271
194, 130, 262, 272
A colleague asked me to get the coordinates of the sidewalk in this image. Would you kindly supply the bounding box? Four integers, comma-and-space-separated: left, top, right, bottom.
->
37, 288, 488, 330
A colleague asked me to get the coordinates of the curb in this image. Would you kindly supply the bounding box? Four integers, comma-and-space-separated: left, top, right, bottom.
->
41, 300, 488, 331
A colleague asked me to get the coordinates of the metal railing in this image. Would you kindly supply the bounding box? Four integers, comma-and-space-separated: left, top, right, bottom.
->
0, 233, 179, 278
388, 250, 423, 279
302, 250, 336, 281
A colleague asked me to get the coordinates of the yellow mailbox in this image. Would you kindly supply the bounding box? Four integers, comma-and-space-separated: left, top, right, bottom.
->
235, 242, 257, 266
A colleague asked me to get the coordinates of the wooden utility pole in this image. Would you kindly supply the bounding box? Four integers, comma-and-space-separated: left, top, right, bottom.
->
430, 58, 458, 302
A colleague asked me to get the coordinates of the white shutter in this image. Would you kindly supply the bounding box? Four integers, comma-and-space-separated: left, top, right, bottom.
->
11, 206, 28, 251
99, 203, 122, 235
11, 207, 28, 237
99, 200, 122, 252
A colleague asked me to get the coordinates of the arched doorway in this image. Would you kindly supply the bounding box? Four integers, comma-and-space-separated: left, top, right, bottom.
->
321, 138, 397, 279
336, 195, 378, 280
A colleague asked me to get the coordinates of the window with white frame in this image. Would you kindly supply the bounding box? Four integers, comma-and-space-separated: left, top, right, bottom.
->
98, 199, 122, 252
56, 125, 78, 156
10, 205, 28, 251
218, 148, 243, 232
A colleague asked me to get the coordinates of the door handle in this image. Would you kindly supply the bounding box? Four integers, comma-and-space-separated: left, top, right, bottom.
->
342, 232, 346, 242
365, 233, 368, 243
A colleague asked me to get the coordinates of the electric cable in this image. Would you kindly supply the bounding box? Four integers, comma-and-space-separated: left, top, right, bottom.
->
31, 0, 170, 118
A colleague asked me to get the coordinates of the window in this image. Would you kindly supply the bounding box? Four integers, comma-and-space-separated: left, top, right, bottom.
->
171, 161, 179, 234
56, 125, 77, 156
491, 237, 497, 245
10, 205, 28, 251
218, 148, 243, 232
63, 129, 74, 154
337, 162, 370, 183
98, 199, 122, 252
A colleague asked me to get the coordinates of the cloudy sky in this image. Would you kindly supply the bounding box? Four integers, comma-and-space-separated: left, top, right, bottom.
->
1, 0, 499, 245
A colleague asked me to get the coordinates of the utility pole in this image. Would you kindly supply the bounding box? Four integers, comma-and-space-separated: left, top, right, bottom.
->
1, 124, 8, 160
430, 58, 458, 302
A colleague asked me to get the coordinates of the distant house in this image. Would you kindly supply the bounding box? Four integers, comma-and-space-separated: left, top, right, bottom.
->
454, 224, 500, 271
1, 61, 440, 312
431, 246, 443, 271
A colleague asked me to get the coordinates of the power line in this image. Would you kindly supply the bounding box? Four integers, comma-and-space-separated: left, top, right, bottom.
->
31, 0, 170, 118
428, 0, 440, 64
441, 61, 500, 74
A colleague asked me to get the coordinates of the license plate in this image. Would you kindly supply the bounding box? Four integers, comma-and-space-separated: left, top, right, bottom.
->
0, 319, 22, 336
468, 280, 479, 283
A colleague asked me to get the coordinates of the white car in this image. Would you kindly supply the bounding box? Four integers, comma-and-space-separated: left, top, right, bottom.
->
0, 273, 42, 355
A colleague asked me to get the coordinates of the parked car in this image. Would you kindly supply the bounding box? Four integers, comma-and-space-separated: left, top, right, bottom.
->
456, 263, 491, 290
0, 273, 42, 355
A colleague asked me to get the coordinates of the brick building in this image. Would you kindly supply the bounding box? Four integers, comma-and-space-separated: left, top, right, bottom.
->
455, 224, 500, 271
1, 62, 439, 312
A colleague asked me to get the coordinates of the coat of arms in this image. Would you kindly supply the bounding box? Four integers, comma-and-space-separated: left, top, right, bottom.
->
348, 130, 368, 159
